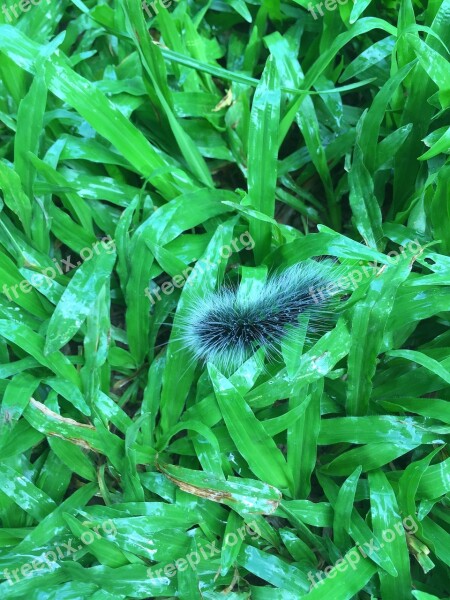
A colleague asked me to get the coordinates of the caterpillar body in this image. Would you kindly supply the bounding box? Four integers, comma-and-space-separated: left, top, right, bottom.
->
180, 261, 339, 371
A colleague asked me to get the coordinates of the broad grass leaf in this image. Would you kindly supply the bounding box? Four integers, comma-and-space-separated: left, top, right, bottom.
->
322, 442, 419, 475
14, 66, 47, 203
333, 467, 361, 549
302, 548, 377, 599
368, 470, 412, 598
0, 161, 32, 238
0, 463, 56, 520
209, 364, 293, 491
237, 544, 311, 594
248, 55, 280, 261
406, 34, 450, 109
346, 257, 413, 415
158, 461, 282, 515
45, 242, 116, 355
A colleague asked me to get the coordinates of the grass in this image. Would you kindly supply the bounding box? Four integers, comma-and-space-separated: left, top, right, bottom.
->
0, 0, 449, 598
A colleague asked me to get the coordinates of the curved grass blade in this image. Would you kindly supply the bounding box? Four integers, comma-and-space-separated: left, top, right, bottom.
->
209, 364, 293, 492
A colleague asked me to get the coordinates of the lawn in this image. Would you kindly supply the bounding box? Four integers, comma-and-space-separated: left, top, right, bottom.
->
0, 0, 449, 598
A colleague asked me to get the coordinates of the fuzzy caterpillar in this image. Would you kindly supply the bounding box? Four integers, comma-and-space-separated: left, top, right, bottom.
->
180, 261, 340, 371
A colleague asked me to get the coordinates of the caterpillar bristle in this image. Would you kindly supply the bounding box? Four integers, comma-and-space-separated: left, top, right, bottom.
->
179, 261, 342, 371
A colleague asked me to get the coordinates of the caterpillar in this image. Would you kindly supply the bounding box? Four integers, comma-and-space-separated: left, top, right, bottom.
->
180, 261, 341, 371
